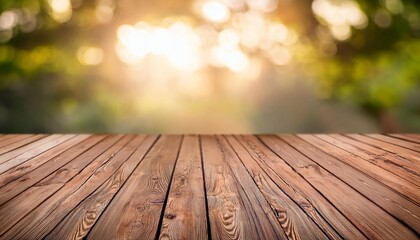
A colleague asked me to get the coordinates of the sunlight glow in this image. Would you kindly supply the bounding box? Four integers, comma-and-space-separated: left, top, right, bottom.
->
330, 24, 351, 41
117, 24, 151, 59
116, 21, 202, 71
47, 0, 72, 23
77, 46, 103, 65
95, 0, 115, 24
0, 11, 19, 30
266, 46, 292, 65
246, 0, 278, 13
212, 46, 249, 72
115, 2, 300, 73
312, 0, 367, 41
201, 1, 231, 23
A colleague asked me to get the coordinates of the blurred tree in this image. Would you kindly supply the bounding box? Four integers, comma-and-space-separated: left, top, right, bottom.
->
0, 0, 419, 132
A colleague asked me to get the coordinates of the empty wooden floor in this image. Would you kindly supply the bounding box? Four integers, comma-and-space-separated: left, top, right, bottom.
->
0, 134, 419, 239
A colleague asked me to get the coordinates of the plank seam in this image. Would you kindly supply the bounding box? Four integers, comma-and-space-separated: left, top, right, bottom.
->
215, 136, 277, 238
0, 134, 50, 157
257, 135, 370, 239
0, 135, 78, 177
0, 135, 117, 237
0, 135, 109, 208
32, 135, 136, 235
386, 134, 420, 144
198, 135, 212, 240
0, 135, 85, 188
280, 135, 419, 236
363, 134, 420, 153
239, 135, 346, 239
83, 135, 161, 239
222, 135, 291, 239
329, 134, 420, 186
312, 134, 420, 206
344, 134, 417, 163
154, 135, 184, 240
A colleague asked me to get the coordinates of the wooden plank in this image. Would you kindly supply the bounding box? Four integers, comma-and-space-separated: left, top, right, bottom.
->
236, 135, 366, 239
388, 134, 420, 144
280, 135, 420, 233
222, 135, 328, 239
1, 135, 155, 239
304, 134, 420, 204
0, 134, 21, 144
365, 134, 420, 153
0, 135, 123, 236
0, 134, 76, 175
330, 134, 420, 186
45, 135, 158, 240
0, 134, 31, 148
347, 134, 420, 163
157, 135, 208, 240
0, 134, 47, 156
0, 134, 91, 188
215, 135, 292, 239
87, 135, 182, 239
0, 135, 107, 206
0, 134, 60, 164
261, 134, 418, 239
201, 135, 288, 240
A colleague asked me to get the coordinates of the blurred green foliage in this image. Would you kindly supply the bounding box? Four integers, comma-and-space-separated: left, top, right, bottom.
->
0, 0, 419, 132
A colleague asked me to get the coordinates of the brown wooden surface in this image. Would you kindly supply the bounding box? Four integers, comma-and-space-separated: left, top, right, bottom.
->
0, 134, 419, 239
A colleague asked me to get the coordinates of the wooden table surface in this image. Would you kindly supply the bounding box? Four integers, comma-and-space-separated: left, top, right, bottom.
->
0, 134, 419, 239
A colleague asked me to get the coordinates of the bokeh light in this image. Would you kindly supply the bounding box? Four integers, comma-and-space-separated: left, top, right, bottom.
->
199, 1, 231, 23
77, 46, 103, 66
47, 0, 72, 23
0, 0, 419, 133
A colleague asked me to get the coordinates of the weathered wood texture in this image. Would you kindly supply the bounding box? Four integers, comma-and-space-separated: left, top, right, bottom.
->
0, 134, 418, 239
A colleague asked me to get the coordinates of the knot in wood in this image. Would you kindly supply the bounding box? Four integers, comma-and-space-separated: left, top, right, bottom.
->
165, 213, 177, 219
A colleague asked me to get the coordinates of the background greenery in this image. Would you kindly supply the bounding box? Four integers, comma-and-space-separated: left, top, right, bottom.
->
0, 0, 419, 133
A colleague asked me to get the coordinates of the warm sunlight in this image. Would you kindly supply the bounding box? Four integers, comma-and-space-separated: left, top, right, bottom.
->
114, 2, 301, 75
200, 1, 231, 23
47, 0, 72, 23
116, 21, 202, 71
77, 46, 104, 66
2, 0, 419, 134
312, 0, 367, 40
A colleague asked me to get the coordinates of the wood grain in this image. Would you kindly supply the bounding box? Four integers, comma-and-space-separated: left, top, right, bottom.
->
262, 134, 418, 239
0, 134, 418, 239
45, 135, 158, 240
0, 134, 34, 148
222, 135, 327, 239
330, 134, 420, 185
1, 135, 151, 239
0, 134, 76, 174
0, 134, 47, 157
0, 135, 122, 236
388, 134, 420, 144
0, 135, 106, 206
158, 135, 208, 240
87, 135, 182, 239
304, 134, 420, 204
0, 134, 58, 164
282, 135, 420, 232
239, 135, 366, 239
0, 134, 18, 145
347, 134, 420, 163
0, 134, 91, 188
202, 135, 289, 240
365, 134, 420, 152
